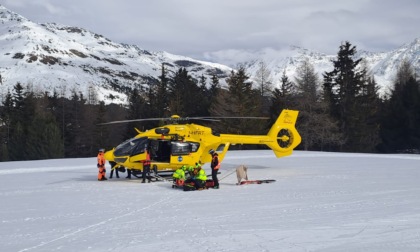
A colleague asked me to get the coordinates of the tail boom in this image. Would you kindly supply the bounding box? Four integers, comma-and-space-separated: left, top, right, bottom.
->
218, 109, 301, 158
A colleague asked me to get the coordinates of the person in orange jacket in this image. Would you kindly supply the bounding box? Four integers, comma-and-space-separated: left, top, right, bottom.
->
97, 148, 107, 181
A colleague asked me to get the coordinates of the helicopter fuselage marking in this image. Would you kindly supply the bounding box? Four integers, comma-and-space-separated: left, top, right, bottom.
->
189, 130, 205, 135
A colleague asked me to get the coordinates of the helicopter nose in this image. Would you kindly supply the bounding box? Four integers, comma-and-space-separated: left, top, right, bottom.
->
104, 150, 114, 161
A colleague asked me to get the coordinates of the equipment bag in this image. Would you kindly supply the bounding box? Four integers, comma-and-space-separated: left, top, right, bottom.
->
205, 179, 215, 188
183, 182, 196, 191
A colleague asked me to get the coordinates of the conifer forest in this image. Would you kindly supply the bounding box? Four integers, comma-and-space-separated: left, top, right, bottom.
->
1, 41, 419, 161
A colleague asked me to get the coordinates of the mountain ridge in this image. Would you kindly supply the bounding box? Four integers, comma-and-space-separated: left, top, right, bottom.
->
0, 5, 232, 104
0, 5, 418, 104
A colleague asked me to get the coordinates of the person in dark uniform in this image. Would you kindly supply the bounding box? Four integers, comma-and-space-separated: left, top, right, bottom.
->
109, 161, 120, 179
126, 169, 132, 179
209, 149, 220, 189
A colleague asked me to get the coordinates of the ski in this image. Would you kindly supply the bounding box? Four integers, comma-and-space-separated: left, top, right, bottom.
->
150, 173, 173, 182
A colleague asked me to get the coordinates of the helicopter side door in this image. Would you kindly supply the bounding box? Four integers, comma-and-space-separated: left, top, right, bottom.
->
149, 139, 171, 162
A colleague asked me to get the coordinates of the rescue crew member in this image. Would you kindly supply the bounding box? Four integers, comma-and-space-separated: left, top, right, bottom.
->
173, 165, 186, 181
184, 165, 198, 185
193, 163, 207, 190
209, 149, 220, 189
109, 161, 119, 179
173, 165, 187, 187
97, 148, 107, 181
126, 169, 132, 179
186, 166, 195, 179
141, 148, 151, 183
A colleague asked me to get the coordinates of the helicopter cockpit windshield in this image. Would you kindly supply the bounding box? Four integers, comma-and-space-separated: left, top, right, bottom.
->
114, 137, 148, 156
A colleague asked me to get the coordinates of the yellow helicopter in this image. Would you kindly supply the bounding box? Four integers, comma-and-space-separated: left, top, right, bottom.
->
101, 109, 301, 176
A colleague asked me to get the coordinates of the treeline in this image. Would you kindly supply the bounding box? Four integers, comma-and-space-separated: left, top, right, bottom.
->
0, 41, 419, 161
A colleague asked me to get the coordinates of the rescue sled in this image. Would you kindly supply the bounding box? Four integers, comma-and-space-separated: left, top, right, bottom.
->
238, 179, 276, 185
182, 179, 215, 191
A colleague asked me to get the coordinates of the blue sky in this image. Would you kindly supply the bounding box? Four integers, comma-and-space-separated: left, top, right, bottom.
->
2, 0, 419, 65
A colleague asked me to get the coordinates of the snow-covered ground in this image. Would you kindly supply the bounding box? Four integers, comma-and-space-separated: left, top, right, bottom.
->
1, 150, 420, 252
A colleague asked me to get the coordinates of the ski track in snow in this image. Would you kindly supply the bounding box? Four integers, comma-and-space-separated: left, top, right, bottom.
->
0, 165, 93, 175
17, 193, 176, 252
1, 150, 420, 251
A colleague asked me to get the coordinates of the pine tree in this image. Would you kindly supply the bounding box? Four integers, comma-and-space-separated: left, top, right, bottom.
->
26, 113, 63, 160
24, 93, 64, 159
255, 60, 272, 97
354, 60, 382, 152
48, 89, 66, 156
294, 59, 343, 150
87, 84, 98, 105
64, 91, 86, 157
197, 74, 211, 116
0, 90, 12, 161
8, 83, 31, 160
269, 70, 295, 122
155, 63, 169, 118
168, 68, 202, 116
323, 41, 367, 151
208, 74, 223, 118
379, 60, 420, 152
9, 121, 25, 160
93, 101, 108, 150
125, 86, 147, 138
210, 74, 220, 97
219, 66, 262, 136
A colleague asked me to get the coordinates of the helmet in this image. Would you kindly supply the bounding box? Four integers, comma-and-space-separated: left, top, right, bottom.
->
188, 166, 194, 171
195, 162, 201, 168
209, 149, 215, 154
181, 165, 187, 171
99, 148, 105, 152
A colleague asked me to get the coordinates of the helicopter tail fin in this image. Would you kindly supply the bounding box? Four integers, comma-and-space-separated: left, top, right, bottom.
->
266, 109, 301, 158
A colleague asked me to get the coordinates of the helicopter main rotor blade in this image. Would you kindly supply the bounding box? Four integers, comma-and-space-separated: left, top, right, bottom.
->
186, 118, 221, 122
97, 117, 168, 125
199, 116, 269, 120
98, 116, 269, 125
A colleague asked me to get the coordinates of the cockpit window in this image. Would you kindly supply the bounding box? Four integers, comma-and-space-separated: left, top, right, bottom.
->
190, 142, 200, 152
171, 142, 192, 155
114, 137, 148, 156
171, 141, 200, 155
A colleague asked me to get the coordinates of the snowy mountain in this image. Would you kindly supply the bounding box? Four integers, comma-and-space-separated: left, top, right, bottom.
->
243, 38, 420, 94
0, 5, 232, 104
0, 5, 418, 104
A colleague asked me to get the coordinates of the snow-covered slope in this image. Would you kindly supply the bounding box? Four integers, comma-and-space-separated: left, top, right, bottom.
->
0, 5, 418, 104
1, 150, 420, 251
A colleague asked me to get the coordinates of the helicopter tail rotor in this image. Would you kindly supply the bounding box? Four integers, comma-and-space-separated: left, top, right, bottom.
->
266, 110, 301, 158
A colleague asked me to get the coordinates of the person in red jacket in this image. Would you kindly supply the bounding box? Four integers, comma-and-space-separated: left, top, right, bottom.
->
97, 148, 107, 181
141, 148, 152, 183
